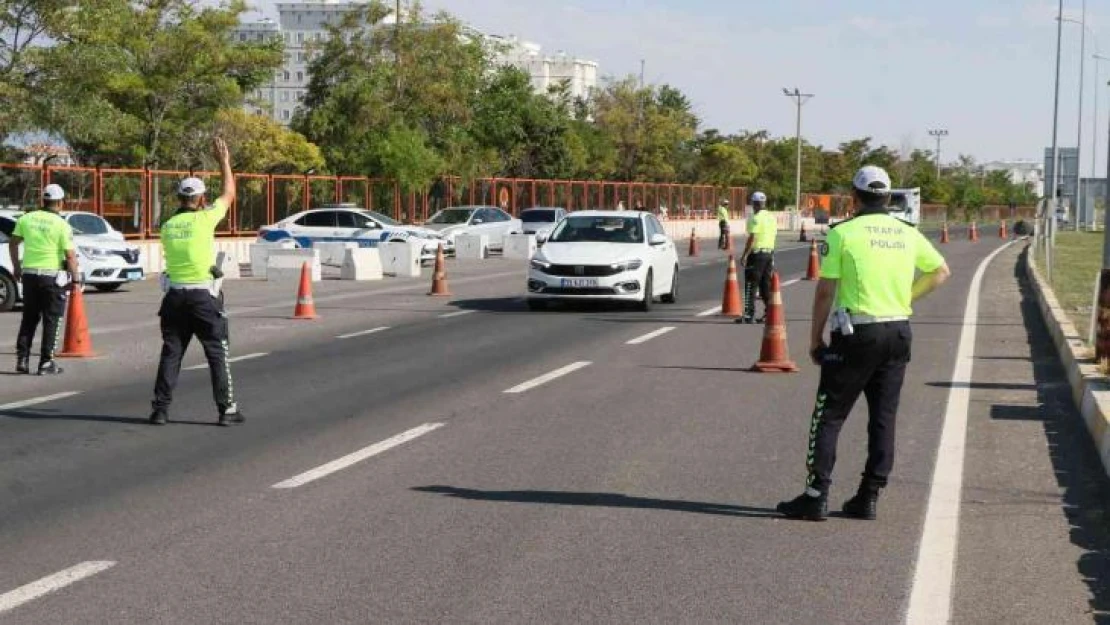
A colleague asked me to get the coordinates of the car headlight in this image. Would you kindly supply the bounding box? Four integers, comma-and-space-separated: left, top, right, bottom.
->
611, 259, 643, 272
79, 246, 112, 259
530, 258, 552, 272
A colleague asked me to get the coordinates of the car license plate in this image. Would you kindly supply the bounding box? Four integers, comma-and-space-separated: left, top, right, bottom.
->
560, 278, 598, 288
125, 270, 143, 280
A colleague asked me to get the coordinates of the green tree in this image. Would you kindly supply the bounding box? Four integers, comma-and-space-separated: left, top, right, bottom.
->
212, 109, 325, 174
35, 0, 282, 168
591, 77, 697, 181
697, 142, 757, 188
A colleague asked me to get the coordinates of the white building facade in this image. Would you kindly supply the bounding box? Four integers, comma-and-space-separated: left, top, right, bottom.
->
233, 1, 599, 125
982, 159, 1045, 199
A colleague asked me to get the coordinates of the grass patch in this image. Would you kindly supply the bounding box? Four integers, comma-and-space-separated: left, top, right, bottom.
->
1034, 231, 1103, 339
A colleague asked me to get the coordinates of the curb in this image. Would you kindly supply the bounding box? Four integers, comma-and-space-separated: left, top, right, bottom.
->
1024, 244, 1110, 477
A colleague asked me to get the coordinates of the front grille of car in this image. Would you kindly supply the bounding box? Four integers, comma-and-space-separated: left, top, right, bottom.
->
542, 287, 618, 296
544, 264, 620, 277
111, 249, 139, 264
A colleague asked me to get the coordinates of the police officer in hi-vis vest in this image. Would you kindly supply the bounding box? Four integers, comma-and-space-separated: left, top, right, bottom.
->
8, 184, 80, 375
737, 191, 775, 324
777, 165, 950, 522
149, 137, 243, 426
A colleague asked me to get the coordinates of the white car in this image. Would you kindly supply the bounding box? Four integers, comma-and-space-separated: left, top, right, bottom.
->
520, 207, 567, 239
526, 211, 680, 311
0, 210, 143, 310
257, 205, 453, 262
420, 206, 522, 252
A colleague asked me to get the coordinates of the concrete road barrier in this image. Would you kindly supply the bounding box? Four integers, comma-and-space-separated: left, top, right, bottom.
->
316, 242, 358, 267
341, 248, 384, 281
455, 234, 489, 260
266, 248, 321, 282
215, 250, 241, 280
381, 240, 423, 278
503, 234, 537, 260
250, 240, 296, 279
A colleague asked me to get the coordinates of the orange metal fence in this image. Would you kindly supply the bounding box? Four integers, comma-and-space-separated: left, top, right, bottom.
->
0, 165, 749, 239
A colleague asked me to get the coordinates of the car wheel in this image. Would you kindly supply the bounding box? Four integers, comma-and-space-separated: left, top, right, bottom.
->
0, 272, 16, 312
638, 270, 654, 312
526, 298, 547, 311
94, 283, 123, 292
660, 266, 678, 303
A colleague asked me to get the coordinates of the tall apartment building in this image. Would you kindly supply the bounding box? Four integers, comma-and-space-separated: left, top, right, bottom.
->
232, 1, 599, 125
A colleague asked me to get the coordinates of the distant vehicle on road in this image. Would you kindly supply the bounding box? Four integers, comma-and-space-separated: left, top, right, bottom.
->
887, 188, 921, 225
257, 205, 452, 262
420, 206, 522, 251
0, 209, 143, 310
519, 207, 567, 239
526, 210, 679, 311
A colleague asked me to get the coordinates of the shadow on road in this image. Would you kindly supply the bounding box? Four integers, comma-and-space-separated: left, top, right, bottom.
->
993, 251, 1110, 621
412, 485, 781, 519
0, 408, 221, 427
926, 381, 1038, 391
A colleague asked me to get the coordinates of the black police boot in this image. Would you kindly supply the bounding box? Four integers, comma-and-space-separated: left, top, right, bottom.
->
842, 483, 881, 520
218, 404, 245, 427
776, 491, 828, 522
16, 356, 30, 374
37, 360, 64, 376
149, 408, 168, 426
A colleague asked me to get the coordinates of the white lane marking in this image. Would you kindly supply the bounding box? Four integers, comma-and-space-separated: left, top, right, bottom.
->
439, 310, 477, 319
272, 423, 445, 489
626, 326, 676, 345
337, 327, 391, 340
0, 392, 81, 411
782, 278, 801, 287
90, 270, 525, 337
0, 561, 116, 615
185, 352, 268, 371
504, 361, 592, 394
905, 242, 1014, 625
696, 306, 723, 317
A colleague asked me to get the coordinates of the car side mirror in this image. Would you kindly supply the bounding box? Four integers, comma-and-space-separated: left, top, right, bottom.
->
649, 233, 668, 246
536, 233, 548, 244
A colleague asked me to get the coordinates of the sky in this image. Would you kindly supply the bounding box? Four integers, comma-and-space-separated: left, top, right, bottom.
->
243, 0, 1110, 174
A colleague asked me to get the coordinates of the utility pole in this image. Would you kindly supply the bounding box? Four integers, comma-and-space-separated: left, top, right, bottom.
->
394, 0, 402, 102
927, 129, 948, 179
782, 87, 813, 212
1050, 0, 1064, 234
1076, 0, 1088, 231
639, 59, 645, 89
1098, 76, 1110, 362
1095, 51, 1107, 229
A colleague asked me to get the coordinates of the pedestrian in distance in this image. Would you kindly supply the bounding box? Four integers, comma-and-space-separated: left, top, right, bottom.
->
716, 198, 731, 250
8, 184, 80, 375
149, 137, 243, 427
736, 191, 775, 324
776, 165, 951, 522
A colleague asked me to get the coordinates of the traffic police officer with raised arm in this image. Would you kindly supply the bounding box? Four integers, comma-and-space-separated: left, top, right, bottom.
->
777, 165, 950, 522
149, 137, 243, 426
716, 198, 731, 250
8, 184, 79, 375
737, 191, 775, 324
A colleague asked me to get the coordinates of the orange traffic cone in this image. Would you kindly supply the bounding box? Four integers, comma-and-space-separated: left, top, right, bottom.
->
751, 272, 799, 373
804, 240, 820, 281
999, 220, 1007, 239
688, 228, 699, 257
721, 255, 743, 317
292, 261, 318, 319
57, 286, 95, 358
428, 244, 451, 296
970, 221, 979, 242
940, 223, 950, 244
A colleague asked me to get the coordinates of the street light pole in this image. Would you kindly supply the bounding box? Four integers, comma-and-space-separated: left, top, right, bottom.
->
1050, 0, 1064, 234
783, 87, 813, 212
927, 129, 948, 178
1098, 77, 1110, 362
1077, 0, 1087, 231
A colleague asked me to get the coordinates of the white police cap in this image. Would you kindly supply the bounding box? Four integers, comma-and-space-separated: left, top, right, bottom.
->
178, 177, 207, 197
43, 184, 65, 201
852, 165, 892, 195
751, 191, 767, 203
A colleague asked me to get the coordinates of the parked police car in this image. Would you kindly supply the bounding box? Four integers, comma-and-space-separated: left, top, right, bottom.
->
257, 204, 452, 262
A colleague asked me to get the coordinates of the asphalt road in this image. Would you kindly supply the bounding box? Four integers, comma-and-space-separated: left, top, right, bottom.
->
1, 227, 1104, 624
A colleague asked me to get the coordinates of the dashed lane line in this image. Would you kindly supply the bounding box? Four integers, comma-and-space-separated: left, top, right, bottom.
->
695, 306, 723, 317
272, 423, 445, 489
336, 327, 391, 340
0, 392, 81, 411
185, 352, 268, 371
0, 561, 116, 615
504, 361, 593, 394
626, 327, 676, 345
439, 310, 478, 319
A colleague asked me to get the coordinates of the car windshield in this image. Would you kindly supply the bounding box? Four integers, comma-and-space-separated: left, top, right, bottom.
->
360, 209, 400, 226
521, 209, 558, 223
427, 209, 474, 225
549, 216, 643, 244
888, 194, 908, 212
